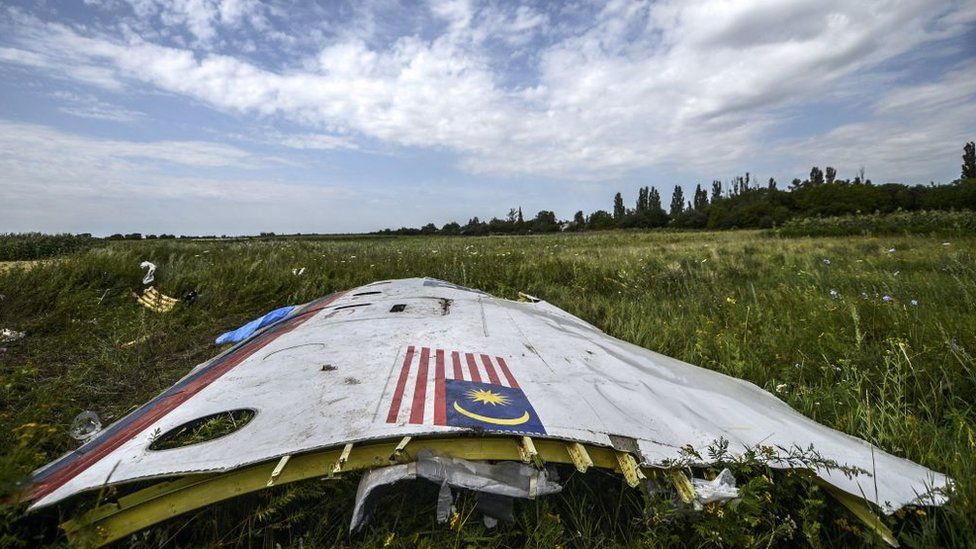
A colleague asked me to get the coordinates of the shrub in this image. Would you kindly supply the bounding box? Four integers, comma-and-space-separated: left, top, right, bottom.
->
776, 210, 976, 237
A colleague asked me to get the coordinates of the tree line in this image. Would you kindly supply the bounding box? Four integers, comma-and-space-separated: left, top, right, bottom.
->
377, 142, 976, 235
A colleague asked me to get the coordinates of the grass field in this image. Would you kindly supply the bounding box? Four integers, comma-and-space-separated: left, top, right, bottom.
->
1, 230, 974, 547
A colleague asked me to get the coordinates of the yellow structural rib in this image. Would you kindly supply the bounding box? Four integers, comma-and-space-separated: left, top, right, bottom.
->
62, 436, 620, 547
59, 435, 898, 548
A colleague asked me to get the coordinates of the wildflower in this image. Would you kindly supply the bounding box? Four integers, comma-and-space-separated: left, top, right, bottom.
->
893, 270, 900, 277
725, 296, 736, 304
822, 258, 831, 265
882, 295, 892, 302
942, 242, 950, 246
829, 289, 839, 300
887, 247, 896, 254
775, 383, 787, 392
910, 299, 918, 306
861, 292, 868, 300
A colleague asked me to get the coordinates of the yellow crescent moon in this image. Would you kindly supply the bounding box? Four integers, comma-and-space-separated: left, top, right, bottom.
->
452, 401, 530, 426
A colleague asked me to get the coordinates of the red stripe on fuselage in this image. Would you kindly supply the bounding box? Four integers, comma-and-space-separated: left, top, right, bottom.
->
465, 353, 481, 382
451, 351, 463, 380
480, 354, 501, 385
409, 347, 430, 424
495, 357, 519, 388
386, 345, 415, 423
434, 349, 446, 425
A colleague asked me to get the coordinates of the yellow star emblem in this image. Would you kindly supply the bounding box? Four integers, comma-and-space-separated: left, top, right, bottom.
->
466, 388, 509, 406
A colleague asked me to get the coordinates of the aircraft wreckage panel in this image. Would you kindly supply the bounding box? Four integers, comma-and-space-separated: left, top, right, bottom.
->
26, 278, 948, 513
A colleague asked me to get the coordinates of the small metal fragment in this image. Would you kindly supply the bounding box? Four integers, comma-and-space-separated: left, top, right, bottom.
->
565, 442, 593, 473
332, 443, 353, 475
266, 455, 290, 487
614, 451, 646, 488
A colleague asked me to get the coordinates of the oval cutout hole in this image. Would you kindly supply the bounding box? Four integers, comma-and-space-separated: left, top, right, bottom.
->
149, 409, 255, 451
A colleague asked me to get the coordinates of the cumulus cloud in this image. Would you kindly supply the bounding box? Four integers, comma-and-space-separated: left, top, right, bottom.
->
786, 61, 976, 182
1, 0, 974, 185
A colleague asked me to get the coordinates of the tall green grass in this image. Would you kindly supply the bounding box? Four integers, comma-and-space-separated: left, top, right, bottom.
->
0, 231, 973, 546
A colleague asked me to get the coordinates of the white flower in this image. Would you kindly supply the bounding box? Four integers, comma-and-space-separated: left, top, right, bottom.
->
887, 248, 896, 254
829, 289, 839, 299
910, 299, 918, 306
893, 270, 900, 277
822, 258, 831, 265
882, 295, 892, 302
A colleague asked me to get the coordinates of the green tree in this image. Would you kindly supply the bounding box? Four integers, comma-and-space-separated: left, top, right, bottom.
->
825, 167, 836, 185
586, 210, 615, 230
711, 180, 722, 201
531, 210, 559, 232
963, 142, 976, 179
613, 192, 626, 220
669, 185, 685, 217
636, 187, 649, 213
810, 167, 824, 186
572, 210, 585, 229
692, 184, 708, 210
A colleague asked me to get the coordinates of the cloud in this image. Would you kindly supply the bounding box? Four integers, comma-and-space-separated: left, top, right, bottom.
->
785, 61, 976, 182
0, 120, 264, 182
51, 91, 146, 122
0, 120, 355, 234
1, 0, 974, 185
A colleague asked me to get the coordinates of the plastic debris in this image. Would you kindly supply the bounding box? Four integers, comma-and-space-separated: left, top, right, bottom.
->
69, 411, 102, 442
182, 290, 199, 306
215, 305, 296, 345
1, 328, 25, 343
691, 469, 739, 505
350, 449, 562, 531
120, 334, 154, 349
435, 480, 453, 523
139, 261, 156, 285
134, 287, 179, 313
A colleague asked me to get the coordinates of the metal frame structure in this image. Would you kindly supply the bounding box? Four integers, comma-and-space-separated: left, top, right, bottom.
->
62, 434, 895, 547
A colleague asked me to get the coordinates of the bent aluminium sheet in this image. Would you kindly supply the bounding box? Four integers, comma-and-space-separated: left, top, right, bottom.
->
25, 278, 949, 512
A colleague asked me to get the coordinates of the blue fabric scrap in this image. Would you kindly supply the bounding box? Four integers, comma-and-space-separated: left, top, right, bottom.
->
215, 305, 296, 345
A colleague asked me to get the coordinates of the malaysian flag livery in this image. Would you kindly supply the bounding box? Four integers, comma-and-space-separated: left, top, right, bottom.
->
385, 346, 545, 435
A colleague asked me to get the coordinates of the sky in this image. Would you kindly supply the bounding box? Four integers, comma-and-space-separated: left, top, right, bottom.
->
0, 0, 974, 235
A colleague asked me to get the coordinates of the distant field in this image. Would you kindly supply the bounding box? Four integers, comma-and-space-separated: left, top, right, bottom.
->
1, 231, 974, 546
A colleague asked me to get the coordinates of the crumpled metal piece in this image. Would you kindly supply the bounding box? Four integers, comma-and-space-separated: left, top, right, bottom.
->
139, 261, 156, 285
350, 449, 562, 531
691, 468, 739, 505
436, 480, 453, 524
0, 328, 25, 343
69, 411, 102, 443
